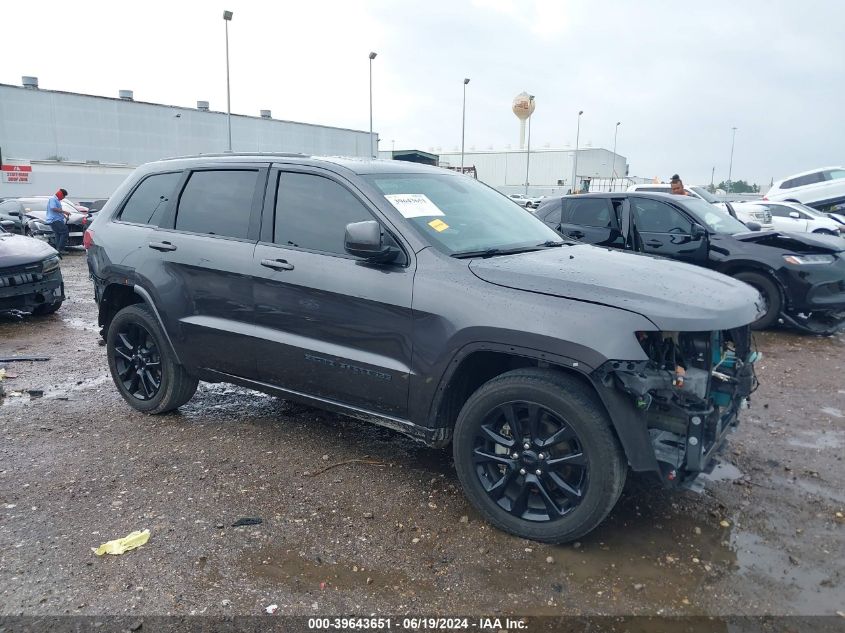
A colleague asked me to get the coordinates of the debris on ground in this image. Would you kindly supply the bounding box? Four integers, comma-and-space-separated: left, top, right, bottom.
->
0, 356, 51, 362
92, 529, 150, 556
232, 517, 262, 527
265, 604, 278, 614
304, 459, 388, 477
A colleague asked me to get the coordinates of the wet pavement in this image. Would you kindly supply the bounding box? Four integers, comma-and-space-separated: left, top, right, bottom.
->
0, 252, 843, 617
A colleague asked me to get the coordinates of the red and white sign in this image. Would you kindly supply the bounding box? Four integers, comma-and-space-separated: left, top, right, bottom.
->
1, 164, 33, 184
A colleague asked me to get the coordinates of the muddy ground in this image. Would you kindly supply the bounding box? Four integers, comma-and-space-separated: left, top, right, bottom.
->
0, 251, 843, 619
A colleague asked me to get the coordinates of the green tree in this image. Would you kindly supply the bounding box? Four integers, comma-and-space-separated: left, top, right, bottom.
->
717, 179, 758, 194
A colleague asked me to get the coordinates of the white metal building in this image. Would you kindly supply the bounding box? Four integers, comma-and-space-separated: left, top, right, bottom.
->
0, 78, 374, 198
437, 148, 631, 196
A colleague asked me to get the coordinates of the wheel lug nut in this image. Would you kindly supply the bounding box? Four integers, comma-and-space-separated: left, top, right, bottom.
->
511, 453, 519, 459
538, 453, 546, 460
535, 469, 542, 476
519, 468, 526, 475
523, 442, 530, 450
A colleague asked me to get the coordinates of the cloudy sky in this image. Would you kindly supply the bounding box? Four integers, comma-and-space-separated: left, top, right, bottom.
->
3, 0, 843, 186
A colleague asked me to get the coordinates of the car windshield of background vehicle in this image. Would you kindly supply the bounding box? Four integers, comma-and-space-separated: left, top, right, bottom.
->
363, 173, 560, 255
21, 200, 48, 212
689, 186, 719, 203
683, 198, 751, 234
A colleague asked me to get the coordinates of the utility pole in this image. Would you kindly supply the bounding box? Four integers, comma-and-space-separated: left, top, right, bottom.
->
610, 121, 620, 190
223, 10, 233, 152
570, 110, 583, 193
727, 126, 737, 194
461, 78, 470, 172
524, 95, 535, 196
369, 52, 377, 158
710, 166, 715, 192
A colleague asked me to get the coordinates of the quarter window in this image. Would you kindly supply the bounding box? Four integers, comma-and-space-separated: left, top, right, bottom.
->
120, 172, 182, 226
274, 172, 374, 255
175, 170, 258, 239
825, 169, 845, 181
632, 199, 693, 234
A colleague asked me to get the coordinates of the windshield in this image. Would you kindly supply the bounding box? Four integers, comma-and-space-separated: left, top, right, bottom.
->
681, 198, 751, 234
688, 186, 719, 203
363, 173, 561, 255
20, 200, 49, 212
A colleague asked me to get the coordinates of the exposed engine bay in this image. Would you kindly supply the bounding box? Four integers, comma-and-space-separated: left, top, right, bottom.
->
602, 327, 759, 483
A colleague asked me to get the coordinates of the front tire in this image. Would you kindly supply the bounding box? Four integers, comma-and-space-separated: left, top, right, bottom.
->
453, 368, 626, 543
733, 271, 782, 330
107, 304, 198, 414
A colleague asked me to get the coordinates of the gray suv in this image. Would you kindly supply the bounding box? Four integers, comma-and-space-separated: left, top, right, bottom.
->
86, 154, 762, 542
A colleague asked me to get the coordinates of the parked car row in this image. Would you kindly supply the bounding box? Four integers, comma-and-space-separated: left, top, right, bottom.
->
0, 196, 95, 248
534, 192, 845, 334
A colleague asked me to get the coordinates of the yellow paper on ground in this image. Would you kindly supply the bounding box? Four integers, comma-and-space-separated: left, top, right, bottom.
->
92, 529, 150, 556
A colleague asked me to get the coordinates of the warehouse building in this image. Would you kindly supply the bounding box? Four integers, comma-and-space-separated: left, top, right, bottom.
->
0, 77, 374, 199
436, 147, 633, 196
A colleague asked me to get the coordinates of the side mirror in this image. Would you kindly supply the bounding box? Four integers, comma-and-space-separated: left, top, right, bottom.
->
691, 224, 707, 238
344, 220, 399, 263
788, 211, 800, 219
745, 221, 762, 232
9, 211, 20, 216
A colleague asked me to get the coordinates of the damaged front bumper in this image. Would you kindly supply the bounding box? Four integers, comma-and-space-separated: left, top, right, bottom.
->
0, 267, 65, 313
592, 326, 758, 485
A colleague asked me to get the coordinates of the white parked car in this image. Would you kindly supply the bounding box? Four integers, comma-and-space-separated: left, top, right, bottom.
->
764, 166, 845, 213
746, 200, 842, 235
507, 193, 544, 209
627, 183, 773, 229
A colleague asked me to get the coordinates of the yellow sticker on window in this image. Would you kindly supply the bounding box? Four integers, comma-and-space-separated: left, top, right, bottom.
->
428, 219, 449, 232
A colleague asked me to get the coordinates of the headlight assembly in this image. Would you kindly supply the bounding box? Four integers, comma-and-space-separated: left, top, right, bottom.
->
31, 221, 52, 233
41, 255, 60, 273
783, 254, 836, 265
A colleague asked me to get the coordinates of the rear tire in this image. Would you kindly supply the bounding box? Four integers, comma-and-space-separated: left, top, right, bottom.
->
733, 271, 782, 330
453, 368, 626, 543
107, 304, 198, 414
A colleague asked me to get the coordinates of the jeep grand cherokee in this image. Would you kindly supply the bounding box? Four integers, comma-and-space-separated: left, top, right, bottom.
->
85, 154, 761, 542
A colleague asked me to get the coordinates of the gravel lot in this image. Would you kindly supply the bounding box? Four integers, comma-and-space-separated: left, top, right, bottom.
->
1, 251, 843, 618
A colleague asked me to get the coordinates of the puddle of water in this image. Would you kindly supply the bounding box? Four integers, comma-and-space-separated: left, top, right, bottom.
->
699, 461, 744, 484
770, 474, 845, 504
731, 530, 842, 615
819, 407, 844, 418
786, 430, 844, 450
1, 374, 110, 406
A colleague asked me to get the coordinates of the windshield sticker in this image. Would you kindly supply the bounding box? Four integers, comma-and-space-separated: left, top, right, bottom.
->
385, 193, 445, 218
428, 218, 449, 232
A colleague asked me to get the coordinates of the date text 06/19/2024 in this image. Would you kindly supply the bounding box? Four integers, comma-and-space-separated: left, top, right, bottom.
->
307, 617, 528, 630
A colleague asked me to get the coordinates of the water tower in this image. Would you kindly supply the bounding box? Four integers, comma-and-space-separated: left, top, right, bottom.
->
512, 92, 536, 149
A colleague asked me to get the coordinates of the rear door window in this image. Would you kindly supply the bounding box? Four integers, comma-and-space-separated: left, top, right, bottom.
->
536, 199, 562, 226
631, 199, 693, 233
273, 172, 374, 255
175, 170, 259, 239
119, 172, 182, 225
564, 198, 613, 227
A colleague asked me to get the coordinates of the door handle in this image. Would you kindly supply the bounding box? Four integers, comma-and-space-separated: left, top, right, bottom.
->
261, 258, 295, 271
148, 241, 177, 252
645, 239, 662, 247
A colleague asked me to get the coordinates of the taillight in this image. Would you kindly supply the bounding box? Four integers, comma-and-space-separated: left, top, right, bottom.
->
83, 229, 94, 249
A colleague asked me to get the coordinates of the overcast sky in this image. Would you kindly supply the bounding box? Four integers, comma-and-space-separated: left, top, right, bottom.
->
3, 0, 843, 186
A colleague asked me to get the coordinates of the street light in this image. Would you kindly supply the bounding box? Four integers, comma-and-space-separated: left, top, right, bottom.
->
571, 110, 583, 193
611, 121, 621, 190
223, 10, 233, 152
727, 126, 738, 194
369, 52, 377, 158
461, 78, 470, 173
524, 95, 535, 196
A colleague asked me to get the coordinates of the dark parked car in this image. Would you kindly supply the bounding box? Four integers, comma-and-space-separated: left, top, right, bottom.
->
535, 192, 845, 334
86, 155, 761, 542
0, 197, 90, 247
0, 224, 64, 315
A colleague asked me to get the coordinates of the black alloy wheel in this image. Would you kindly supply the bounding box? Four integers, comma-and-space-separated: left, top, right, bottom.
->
112, 322, 163, 401
473, 401, 588, 522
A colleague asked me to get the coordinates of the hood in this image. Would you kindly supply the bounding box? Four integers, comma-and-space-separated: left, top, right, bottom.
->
732, 230, 845, 253
26, 209, 88, 225
0, 232, 58, 268
469, 245, 763, 331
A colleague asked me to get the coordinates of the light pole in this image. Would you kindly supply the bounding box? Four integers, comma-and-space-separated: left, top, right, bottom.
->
223, 10, 233, 152
727, 126, 738, 194
710, 166, 715, 192
461, 78, 470, 173
570, 110, 583, 193
369, 52, 377, 158
610, 121, 621, 190
524, 95, 535, 196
